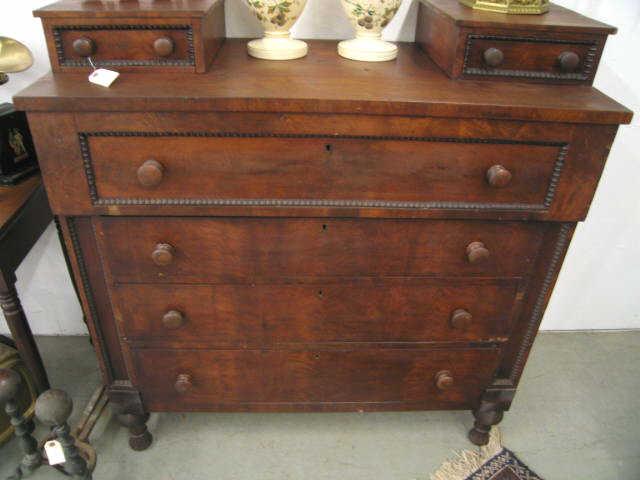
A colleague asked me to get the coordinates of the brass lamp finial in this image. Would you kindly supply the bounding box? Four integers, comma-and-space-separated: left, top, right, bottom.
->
459, 0, 550, 15
0, 37, 34, 85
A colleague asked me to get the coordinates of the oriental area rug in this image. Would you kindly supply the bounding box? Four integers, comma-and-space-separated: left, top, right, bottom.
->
431, 428, 543, 480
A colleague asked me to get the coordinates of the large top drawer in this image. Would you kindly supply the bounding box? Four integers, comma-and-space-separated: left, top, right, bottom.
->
28, 112, 619, 221
83, 132, 563, 210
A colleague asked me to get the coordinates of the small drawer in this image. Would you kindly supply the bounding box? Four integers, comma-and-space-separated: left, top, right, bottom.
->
416, 0, 614, 85
132, 347, 501, 411
112, 278, 520, 345
35, 0, 225, 73
53, 26, 195, 69
462, 35, 601, 82
97, 217, 545, 283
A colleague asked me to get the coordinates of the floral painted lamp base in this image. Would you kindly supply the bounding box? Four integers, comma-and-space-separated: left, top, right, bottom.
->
338, 34, 398, 62
338, 0, 402, 62
247, 32, 308, 60
245, 0, 309, 61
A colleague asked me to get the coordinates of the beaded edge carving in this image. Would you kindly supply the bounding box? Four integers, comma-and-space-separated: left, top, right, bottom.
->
78, 131, 568, 211
463, 34, 599, 81
52, 24, 195, 68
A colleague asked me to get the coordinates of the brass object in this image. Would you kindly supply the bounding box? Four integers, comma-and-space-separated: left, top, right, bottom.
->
459, 0, 550, 15
0, 37, 34, 85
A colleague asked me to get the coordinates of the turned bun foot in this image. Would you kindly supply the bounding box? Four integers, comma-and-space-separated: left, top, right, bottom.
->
129, 428, 153, 452
117, 413, 153, 451
468, 423, 491, 446
469, 400, 504, 446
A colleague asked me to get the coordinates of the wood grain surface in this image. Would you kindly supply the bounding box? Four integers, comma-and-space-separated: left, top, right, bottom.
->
97, 217, 545, 283
13, 41, 632, 124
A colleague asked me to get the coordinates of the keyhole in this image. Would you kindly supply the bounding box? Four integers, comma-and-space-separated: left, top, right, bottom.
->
322, 224, 328, 232
325, 144, 332, 152
317, 290, 324, 298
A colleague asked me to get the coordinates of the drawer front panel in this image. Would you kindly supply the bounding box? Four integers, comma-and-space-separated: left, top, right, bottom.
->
113, 278, 519, 345
83, 132, 564, 210
99, 218, 544, 282
133, 347, 500, 410
463, 35, 600, 82
54, 25, 194, 69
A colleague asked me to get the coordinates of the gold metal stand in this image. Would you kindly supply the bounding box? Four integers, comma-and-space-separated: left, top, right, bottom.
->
459, 0, 550, 15
0, 37, 34, 85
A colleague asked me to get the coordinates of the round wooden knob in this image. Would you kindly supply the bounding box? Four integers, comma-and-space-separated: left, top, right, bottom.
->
137, 159, 165, 188
435, 371, 454, 391
451, 309, 473, 330
558, 51, 581, 72
486, 164, 512, 188
151, 243, 175, 266
72, 37, 96, 57
153, 36, 175, 57
175, 374, 192, 394
483, 48, 504, 68
162, 310, 185, 329
466, 241, 490, 264
35, 389, 73, 426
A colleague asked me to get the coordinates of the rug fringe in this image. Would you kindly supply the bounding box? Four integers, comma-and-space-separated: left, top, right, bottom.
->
430, 428, 503, 480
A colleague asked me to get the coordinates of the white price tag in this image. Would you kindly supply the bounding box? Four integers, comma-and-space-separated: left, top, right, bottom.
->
88, 68, 120, 88
44, 440, 66, 466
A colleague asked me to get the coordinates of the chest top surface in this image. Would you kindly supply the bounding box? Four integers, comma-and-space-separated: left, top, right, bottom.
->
13, 40, 631, 125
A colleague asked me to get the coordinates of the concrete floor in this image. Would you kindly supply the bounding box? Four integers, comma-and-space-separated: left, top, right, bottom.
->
1, 332, 638, 479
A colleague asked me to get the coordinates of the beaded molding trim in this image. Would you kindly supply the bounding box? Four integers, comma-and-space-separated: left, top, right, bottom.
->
52, 24, 195, 68
510, 223, 573, 382
66, 217, 114, 381
463, 34, 599, 81
78, 131, 568, 211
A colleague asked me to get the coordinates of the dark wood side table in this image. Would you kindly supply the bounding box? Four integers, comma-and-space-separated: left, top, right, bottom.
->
0, 175, 52, 394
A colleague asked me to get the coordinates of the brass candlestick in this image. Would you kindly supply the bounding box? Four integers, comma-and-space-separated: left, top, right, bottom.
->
459, 0, 550, 15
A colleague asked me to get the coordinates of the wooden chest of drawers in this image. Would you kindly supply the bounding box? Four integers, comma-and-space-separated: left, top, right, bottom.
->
14, 39, 631, 451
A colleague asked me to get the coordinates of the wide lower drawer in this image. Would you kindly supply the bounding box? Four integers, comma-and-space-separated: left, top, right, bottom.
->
81, 131, 563, 210
132, 347, 500, 411
113, 278, 519, 345
98, 218, 544, 282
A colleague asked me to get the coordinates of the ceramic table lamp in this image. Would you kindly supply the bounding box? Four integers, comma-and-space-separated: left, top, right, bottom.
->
338, 0, 402, 62
245, 0, 309, 60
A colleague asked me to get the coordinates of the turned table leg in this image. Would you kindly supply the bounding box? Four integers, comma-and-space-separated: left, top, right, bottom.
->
0, 273, 50, 394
